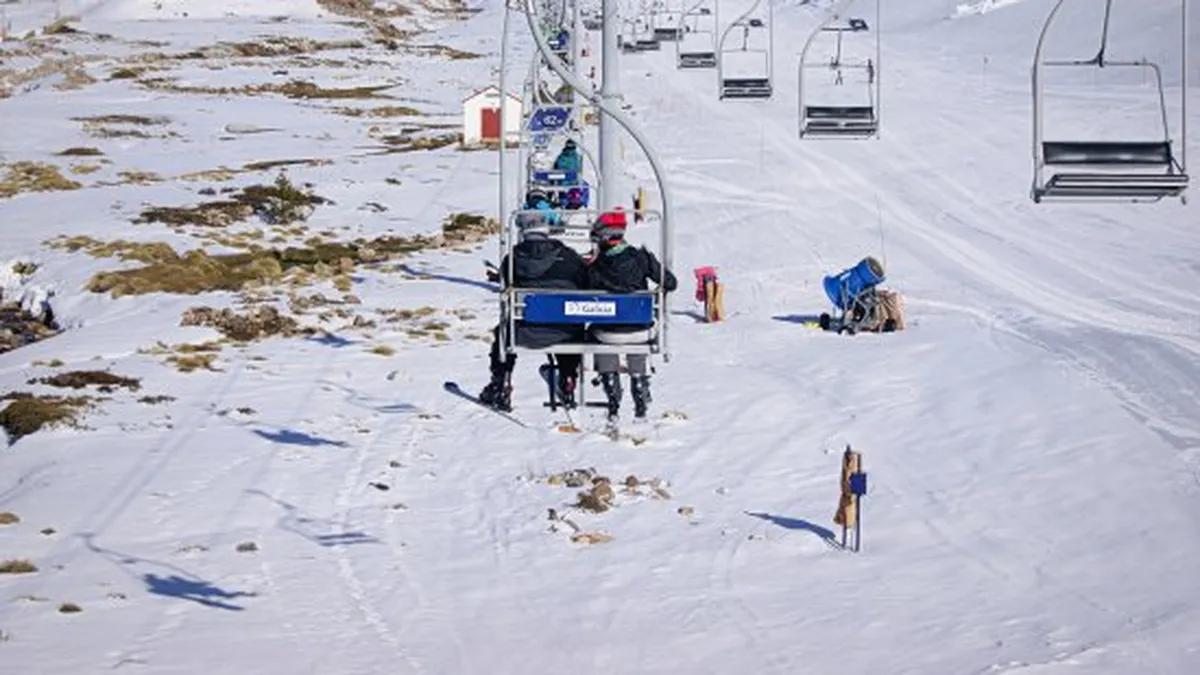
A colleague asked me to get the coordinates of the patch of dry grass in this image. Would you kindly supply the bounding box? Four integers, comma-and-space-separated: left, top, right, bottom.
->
0, 512, 19, 525
0, 393, 91, 443
33, 371, 141, 392
0, 162, 82, 199
55, 147, 104, 157
0, 560, 38, 574
369, 344, 396, 356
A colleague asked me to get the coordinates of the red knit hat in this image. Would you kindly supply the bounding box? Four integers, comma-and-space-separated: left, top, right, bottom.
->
593, 208, 628, 245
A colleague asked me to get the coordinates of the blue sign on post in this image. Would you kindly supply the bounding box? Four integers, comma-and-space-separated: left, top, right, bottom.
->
849, 472, 868, 496
530, 107, 570, 132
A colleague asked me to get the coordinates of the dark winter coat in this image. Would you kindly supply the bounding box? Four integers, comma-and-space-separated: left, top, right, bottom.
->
501, 234, 587, 348
586, 245, 677, 333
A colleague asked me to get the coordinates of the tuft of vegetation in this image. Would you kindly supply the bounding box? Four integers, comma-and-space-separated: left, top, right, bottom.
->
0, 394, 91, 444
0, 162, 82, 199
180, 306, 308, 342
235, 541, 259, 553
0, 512, 19, 525
369, 344, 395, 357
32, 358, 65, 368
58, 603, 82, 614
0, 560, 38, 574
167, 353, 219, 373
335, 105, 423, 118
49, 237, 181, 264
43, 18, 80, 35
138, 395, 175, 405
109, 67, 143, 80
135, 175, 325, 228
33, 371, 140, 393
86, 250, 284, 297
71, 114, 169, 126
55, 147, 104, 157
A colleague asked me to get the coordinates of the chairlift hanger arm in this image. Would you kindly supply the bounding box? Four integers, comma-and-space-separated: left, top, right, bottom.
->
521, 0, 675, 359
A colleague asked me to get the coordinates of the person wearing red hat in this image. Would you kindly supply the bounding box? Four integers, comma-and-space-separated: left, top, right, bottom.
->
586, 208, 677, 419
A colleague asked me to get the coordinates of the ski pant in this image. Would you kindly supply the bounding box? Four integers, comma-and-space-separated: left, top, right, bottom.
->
594, 353, 648, 376
489, 323, 583, 378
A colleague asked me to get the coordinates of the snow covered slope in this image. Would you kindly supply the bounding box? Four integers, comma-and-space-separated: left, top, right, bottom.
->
1, 1, 1198, 673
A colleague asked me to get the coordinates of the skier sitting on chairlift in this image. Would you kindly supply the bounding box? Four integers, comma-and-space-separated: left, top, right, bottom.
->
515, 188, 561, 229
479, 209, 587, 412
553, 139, 583, 174
586, 209, 678, 419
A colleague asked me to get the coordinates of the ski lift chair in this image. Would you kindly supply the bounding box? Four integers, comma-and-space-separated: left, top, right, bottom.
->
819, 257, 887, 335
498, 211, 670, 408
676, 1, 717, 68
799, 3, 881, 138
1032, 0, 1189, 203
718, 0, 773, 99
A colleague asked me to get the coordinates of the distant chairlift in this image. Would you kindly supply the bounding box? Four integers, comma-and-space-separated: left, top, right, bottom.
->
652, 0, 685, 42
1032, 0, 1188, 202
717, 0, 773, 99
676, 1, 718, 69
798, 1, 880, 138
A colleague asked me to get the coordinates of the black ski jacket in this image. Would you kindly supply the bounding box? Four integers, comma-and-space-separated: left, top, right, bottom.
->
586, 245, 677, 294
502, 235, 587, 290
499, 234, 587, 349
586, 245, 677, 333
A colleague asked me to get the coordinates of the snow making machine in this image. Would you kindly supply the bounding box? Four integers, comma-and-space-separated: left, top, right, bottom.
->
717, 0, 773, 99
798, 0, 880, 138
1032, 0, 1188, 203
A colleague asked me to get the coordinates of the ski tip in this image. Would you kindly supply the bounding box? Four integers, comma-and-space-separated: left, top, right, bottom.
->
443, 381, 459, 390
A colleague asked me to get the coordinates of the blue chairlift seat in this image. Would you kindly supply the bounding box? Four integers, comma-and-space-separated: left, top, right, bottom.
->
519, 292, 655, 326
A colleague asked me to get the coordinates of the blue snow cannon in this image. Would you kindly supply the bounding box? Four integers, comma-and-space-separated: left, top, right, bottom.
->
823, 257, 885, 310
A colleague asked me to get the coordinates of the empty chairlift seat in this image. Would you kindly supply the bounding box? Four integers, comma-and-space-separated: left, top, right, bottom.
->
1031, 0, 1189, 203
1036, 141, 1189, 201
802, 105, 877, 136
678, 51, 717, 68
721, 78, 773, 99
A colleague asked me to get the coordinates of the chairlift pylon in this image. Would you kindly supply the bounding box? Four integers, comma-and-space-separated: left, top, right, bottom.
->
1032, 0, 1189, 203
798, 0, 881, 138
717, 0, 773, 100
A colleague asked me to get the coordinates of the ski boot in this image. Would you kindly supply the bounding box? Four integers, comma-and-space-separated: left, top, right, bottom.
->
557, 370, 578, 409
630, 375, 652, 419
478, 374, 512, 412
599, 372, 622, 420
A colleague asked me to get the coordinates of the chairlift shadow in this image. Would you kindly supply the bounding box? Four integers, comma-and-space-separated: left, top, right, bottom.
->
247, 490, 380, 549
670, 309, 707, 323
771, 314, 823, 325
143, 573, 256, 611
308, 333, 356, 348
317, 379, 419, 415
399, 263, 499, 293
252, 428, 350, 448
745, 511, 838, 545
82, 534, 256, 612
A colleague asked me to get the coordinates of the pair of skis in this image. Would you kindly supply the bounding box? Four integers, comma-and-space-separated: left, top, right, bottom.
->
443, 380, 627, 435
